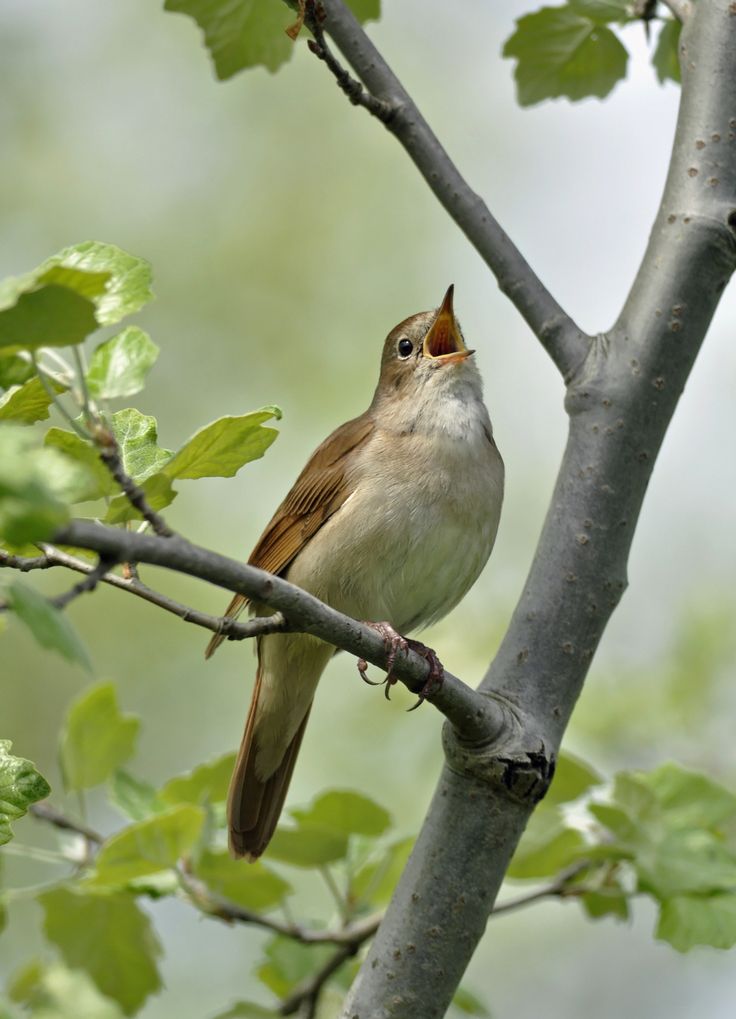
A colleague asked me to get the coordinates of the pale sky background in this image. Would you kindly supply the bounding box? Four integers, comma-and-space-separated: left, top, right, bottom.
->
2, 1, 735, 1017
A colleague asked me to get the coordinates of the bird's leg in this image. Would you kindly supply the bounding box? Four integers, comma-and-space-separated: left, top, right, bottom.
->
356, 624, 444, 708
404, 639, 445, 711
356, 621, 410, 699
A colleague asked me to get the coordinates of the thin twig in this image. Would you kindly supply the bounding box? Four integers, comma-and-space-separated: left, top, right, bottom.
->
179, 867, 382, 945
29, 802, 104, 845
0, 545, 290, 642
279, 941, 358, 1017
50, 554, 116, 610
306, 0, 589, 380
491, 861, 590, 915
305, 1, 392, 121
93, 425, 173, 536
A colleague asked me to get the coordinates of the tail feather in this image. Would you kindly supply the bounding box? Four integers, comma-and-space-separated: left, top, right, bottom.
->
205, 593, 249, 659
227, 664, 312, 860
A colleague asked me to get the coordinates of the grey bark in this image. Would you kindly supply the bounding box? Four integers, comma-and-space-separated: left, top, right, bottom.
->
337, 3, 736, 1016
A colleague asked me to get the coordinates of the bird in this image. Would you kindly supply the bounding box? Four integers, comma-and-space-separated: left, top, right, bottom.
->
206, 286, 504, 860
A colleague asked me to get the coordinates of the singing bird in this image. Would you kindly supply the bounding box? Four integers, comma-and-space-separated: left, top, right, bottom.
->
206, 286, 504, 859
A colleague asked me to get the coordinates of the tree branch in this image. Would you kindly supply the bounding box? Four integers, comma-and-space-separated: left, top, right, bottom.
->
49, 554, 115, 610
29, 802, 103, 845
0, 546, 289, 642
306, 0, 589, 380
51, 519, 508, 745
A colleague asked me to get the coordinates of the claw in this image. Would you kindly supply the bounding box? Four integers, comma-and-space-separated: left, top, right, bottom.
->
357, 658, 382, 685
404, 639, 445, 711
357, 624, 445, 709
357, 621, 410, 694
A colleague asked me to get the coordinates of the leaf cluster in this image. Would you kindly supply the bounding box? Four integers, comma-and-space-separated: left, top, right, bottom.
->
0, 682, 487, 1018
508, 753, 736, 952
503, 1, 681, 106
0, 241, 282, 665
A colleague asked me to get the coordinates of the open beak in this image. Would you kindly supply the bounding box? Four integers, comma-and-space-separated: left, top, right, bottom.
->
422, 285, 474, 365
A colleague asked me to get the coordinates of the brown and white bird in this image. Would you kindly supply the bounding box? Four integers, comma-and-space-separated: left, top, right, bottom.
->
207, 286, 504, 859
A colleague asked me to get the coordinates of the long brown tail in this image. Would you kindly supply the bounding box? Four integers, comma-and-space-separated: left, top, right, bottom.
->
227, 666, 312, 860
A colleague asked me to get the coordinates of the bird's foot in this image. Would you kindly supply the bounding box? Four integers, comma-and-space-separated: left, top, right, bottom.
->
356, 624, 444, 709
357, 621, 410, 700
404, 639, 445, 711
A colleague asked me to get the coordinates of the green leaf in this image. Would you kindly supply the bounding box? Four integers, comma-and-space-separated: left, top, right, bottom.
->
568, 0, 631, 22
503, 6, 628, 107
162, 408, 280, 480
291, 789, 391, 838
506, 806, 586, 879
636, 762, 736, 830
108, 770, 165, 821
86, 328, 159, 400
652, 18, 681, 85
0, 377, 66, 425
257, 936, 335, 998
103, 472, 177, 524
0, 425, 92, 544
9, 960, 126, 1019
109, 408, 173, 483
87, 804, 204, 887
59, 682, 139, 790
451, 986, 491, 1017
164, 0, 296, 79
0, 740, 51, 846
351, 836, 413, 907
546, 750, 602, 805
7, 581, 91, 672
635, 828, 736, 900
0, 352, 35, 388
266, 825, 349, 867
39, 888, 162, 1015
44, 427, 118, 503
582, 888, 629, 921
159, 752, 236, 806
193, 848, 291, 909
657, 893, 736, 952
0, 242, 152, 351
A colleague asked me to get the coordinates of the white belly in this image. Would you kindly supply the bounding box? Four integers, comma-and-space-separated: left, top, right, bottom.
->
287, 413, 504, 634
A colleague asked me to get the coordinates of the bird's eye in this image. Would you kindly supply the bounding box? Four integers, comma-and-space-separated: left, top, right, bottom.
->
397, 338, 413, 358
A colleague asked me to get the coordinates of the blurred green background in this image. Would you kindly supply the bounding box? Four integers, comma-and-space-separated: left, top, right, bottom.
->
2, 0, 735, 1015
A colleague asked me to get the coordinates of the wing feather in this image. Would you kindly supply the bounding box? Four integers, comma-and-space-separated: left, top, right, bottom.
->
205, 411, 374, 658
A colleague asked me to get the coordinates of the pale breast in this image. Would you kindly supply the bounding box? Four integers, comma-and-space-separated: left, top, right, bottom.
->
286, 393, 504, 635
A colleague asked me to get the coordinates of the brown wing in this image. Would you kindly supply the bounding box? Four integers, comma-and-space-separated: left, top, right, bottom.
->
205, 411, 375, 658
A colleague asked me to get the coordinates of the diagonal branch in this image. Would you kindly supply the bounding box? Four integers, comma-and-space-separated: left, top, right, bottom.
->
305, 0, 589, 380
50, 519, 508, 744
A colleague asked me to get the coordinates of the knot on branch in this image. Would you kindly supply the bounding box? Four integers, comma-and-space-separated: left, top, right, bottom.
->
441, 698, 555, 804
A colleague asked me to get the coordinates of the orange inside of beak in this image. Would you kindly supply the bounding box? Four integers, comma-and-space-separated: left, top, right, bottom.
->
422, 285, 472, 361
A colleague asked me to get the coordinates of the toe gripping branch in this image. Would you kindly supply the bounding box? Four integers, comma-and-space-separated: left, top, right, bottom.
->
357, 621, 445, 710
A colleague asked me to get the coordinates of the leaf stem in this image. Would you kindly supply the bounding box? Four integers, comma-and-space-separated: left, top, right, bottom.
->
31, 352, 89, 440
71, 344, 95, 426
